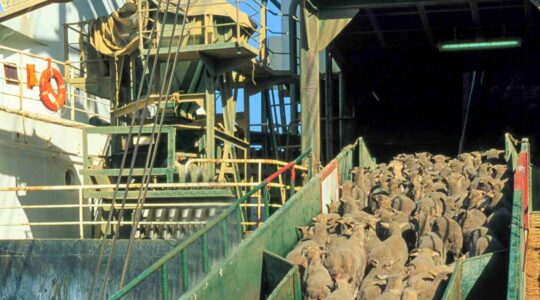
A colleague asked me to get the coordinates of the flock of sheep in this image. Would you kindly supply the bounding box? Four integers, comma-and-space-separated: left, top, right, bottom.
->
286, 149, 512, 299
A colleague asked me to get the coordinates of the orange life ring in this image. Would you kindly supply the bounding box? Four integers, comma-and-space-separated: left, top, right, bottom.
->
39, 59, 66, 112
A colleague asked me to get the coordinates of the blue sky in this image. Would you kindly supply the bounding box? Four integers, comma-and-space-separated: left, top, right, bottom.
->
216, 1, 294, 134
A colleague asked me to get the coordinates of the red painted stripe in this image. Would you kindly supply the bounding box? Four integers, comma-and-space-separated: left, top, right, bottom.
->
265, 161, 295, 184
515, 152, 529, 229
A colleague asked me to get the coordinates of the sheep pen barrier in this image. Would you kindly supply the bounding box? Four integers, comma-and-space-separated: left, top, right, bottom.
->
182, 135, 532, 299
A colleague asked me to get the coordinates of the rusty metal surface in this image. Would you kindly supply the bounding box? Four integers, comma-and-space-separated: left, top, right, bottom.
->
0, 239, 186, 299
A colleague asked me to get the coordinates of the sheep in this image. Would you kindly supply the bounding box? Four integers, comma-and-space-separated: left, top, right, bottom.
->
376, 273, 406, 300
342, 195, 365, 215
407, 248, 439, 277
327, 200, 342, 214
327, 278, 355, 300
290, 148, 512, 299
417, 232, 445, 264
325, 225, 366, 285
342, 181, 354, 198
391, 194, 416, 216
485, 207, 511, 244
303, 246, 333, 300
353, 183, 369, 207
359, 264, 407, 300
389, 160, 406, 181
459, 208, 487, 232
463, 226, 490, 255
471, 234, 505, 257
432, 216, 463, 262
483, 149, 505, 163
492, 164, 508, 180
285, 239, 320, 273
432, 155, 447, 172
369, 222, 410, 267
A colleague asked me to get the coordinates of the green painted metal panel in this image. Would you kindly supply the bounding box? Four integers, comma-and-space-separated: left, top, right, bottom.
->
262, 251, 298, 300
183, 176, 322, 300
83, 189, 234, 199
507, 138, 530, 300
443, 251, 508, 300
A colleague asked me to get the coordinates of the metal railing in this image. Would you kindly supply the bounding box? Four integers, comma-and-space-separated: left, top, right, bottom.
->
0, 177, 306, 240
107, 149, 311, 299
0, 44, 110, 122
184, 157, 308, 210
506, 133, 530, 300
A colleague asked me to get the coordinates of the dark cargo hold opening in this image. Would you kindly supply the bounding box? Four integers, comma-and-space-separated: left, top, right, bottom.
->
326, 0, 540, 163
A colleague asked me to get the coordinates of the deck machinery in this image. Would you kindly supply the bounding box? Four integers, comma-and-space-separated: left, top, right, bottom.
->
62, 0, 303, 239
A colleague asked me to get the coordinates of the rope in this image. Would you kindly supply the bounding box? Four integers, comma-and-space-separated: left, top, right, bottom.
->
96, 0, 186, 297
88, 0, 171, 298
117, 0, 192, 289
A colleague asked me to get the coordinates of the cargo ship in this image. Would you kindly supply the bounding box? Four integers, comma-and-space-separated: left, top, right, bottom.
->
0, 0, 538, 299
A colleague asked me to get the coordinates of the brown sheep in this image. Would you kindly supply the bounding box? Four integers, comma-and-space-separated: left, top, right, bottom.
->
471, 234, 505, 257
327, 278, 355, 300
391, 194, 416, 216
417, 232, 445, 264
459, 208, 487, 232
325, 225, 367, 286
285, 239, 320, 273
432, 215, 463, 262
376, 273, 406, 300
369, 222, 410, 267
303, 246, 333, 300
407, 248, 440, 277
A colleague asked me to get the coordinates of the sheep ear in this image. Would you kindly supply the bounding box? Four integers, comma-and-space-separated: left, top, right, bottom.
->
370, 259, 379, 267
432, 251, 441, 258
380, 222, 390, 229
400, 222, 413, 231
296, 227, 308, 237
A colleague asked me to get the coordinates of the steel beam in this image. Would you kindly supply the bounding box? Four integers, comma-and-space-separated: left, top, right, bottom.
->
204, 67, 216, 180
84, 189, 234, 199
365, 9, 388, 48
0, 0, 72, 22
417, 4, 434, 45
300, 6, 321, 167
315, 0, 517, 10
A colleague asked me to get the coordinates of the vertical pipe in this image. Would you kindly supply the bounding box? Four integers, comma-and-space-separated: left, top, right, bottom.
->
161, 264, 169, 300
263, 186, 270, 221
289, 1, 299, 135
244, 87, 251, 142
79, 188, 84, 239
202, 233, 209, 273
257, 162, 262, 224
308, 154, 313, 179
181, 250, 189, 291
18, 53, 23, 110
260, 0, 268, 61
324, 49, 333, 163
205, 69, 216, 179
236, 205, 243, 241
221, 220, 229, 256
338, 72, 344, 149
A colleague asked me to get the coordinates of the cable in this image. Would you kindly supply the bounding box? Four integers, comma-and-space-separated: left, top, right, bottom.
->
96, 1, 186, 298
458, 71, 477, 155
88, 1, 171, 298
117, 0, 192, 288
